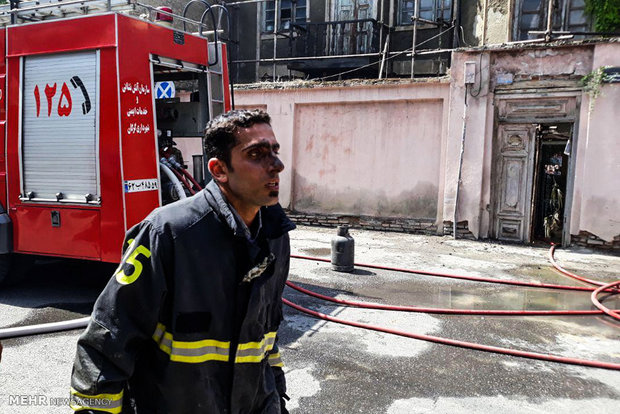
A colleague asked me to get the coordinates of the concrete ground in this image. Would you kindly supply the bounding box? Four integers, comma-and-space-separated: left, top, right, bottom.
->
0, 225, 619, 413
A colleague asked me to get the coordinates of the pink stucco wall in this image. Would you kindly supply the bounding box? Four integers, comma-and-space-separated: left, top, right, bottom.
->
443, 51, 494, 238
572, 43, 620, 241
234, 82, 450, 222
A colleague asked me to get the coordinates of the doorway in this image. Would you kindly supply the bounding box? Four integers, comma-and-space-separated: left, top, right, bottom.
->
492, 95, 579, 246
530, 123, 572, 244
492, 121, 574, 245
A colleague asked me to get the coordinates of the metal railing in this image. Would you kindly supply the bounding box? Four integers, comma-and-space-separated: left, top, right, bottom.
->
291, 19, 381, 58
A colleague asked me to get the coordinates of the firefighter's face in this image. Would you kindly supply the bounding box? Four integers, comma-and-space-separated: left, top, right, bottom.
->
210, 122, 284, 222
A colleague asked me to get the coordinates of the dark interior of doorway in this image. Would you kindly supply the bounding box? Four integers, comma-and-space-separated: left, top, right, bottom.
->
531, 123, 572, 244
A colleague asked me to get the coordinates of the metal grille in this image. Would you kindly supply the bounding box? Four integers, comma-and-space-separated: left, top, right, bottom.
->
22, 51, 99, 203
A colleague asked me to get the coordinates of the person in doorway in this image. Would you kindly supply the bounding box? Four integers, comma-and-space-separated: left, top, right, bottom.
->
70, 109, 294, 413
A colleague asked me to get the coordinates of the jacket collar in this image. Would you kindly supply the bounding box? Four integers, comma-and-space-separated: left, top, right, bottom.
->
204, 180, 295, 240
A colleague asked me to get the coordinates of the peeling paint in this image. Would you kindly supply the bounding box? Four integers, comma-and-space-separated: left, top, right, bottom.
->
488, 0, 508, 14
485, 8, 508, 44
490, 46, 593, 80
235, 77, 449, 91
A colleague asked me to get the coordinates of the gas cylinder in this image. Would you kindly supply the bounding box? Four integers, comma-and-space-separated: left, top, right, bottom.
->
331, 226, 354, 272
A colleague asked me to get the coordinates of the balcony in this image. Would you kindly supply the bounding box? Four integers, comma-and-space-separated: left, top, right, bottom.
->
292, 19, 381, 57
283, 19, 383, 75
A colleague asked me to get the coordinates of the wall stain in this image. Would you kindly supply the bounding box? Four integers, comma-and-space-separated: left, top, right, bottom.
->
293, 172, 438, 219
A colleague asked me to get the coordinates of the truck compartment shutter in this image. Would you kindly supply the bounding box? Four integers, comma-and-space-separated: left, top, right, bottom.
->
22, 51, 99, 203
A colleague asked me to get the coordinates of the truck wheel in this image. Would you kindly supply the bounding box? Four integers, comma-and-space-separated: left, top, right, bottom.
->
0, 254, 35, 287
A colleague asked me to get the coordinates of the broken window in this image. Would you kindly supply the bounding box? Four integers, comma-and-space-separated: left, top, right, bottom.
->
398, 0, 452, 26
514, 0, 589, 40
264, 0, 307, 32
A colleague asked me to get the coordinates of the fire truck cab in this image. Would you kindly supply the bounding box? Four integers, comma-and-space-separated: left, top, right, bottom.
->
0, 0, 231, 283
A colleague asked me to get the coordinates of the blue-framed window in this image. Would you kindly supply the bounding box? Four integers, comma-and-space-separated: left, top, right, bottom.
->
264, 0, 307, 32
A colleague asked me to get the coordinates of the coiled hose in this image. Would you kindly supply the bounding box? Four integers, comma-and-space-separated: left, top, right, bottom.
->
285, 244, 619, 370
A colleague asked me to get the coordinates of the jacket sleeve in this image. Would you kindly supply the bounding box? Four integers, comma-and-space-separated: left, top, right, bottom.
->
268, 233, 291, 398
268, 336, 286, 396
70, 221, 170, 413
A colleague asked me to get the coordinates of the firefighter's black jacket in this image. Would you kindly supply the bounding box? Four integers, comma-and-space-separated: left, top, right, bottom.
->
71, 180, 295, 413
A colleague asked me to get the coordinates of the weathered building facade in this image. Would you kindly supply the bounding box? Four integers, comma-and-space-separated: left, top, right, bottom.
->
224, 0, 594, 83
227, 0, 456, 82
235, 40, 620, 250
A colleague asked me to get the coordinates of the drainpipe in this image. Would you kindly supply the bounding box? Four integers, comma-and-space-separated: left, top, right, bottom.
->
452, 0, 460, 47
410, 0, 419, 78
379, 0, 384, 59
482, 0, 488, 45
379, 33, 390, 79
454, 89, 467, 239
454, 58, 476, 239
545, 0, 554, 42
273, 0, 279, 81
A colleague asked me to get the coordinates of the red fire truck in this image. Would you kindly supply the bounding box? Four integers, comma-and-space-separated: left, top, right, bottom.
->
0, 0, 232, 284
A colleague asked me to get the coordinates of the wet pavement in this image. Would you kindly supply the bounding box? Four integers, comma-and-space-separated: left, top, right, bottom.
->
283, 227, 620, 413
0, 226, 619, 413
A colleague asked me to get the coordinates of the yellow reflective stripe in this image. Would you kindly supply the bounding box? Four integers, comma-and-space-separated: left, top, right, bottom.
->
173, 338, 231, 349
152, 325, 280, 364
268, 352, 284, 368
170, 353, 230, 363
70, 388, 123, 414
237, 331, 277, 350
235, 354, 265, 363
235, 331, 278, 363
152, 324, 230, 363
158, 331, 174, 354
152, 322, 165, 343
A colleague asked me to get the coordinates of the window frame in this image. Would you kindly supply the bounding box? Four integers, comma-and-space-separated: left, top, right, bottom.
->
263, 0, 307, 33
513, 0, 589, 41
397, 0, 453, 27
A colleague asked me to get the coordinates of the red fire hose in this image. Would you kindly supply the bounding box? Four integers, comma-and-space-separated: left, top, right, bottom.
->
591, 281, 620, 321
170, 167, 196, 195
282, 298, 620, 370
290, 255, 600, 292
167, 157, 203, 191
180, 167, 203, 191
285, 244, 619, 370
549, 244, 618, 291
549, 244, 620, 321
285, 280, 617, 316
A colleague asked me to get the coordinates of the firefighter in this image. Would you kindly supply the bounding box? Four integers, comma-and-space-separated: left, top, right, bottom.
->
158, 128, 185, 167
71, 109, 294, 413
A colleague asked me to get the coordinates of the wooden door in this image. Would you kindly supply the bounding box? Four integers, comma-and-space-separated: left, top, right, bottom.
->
492, 124, 537, 242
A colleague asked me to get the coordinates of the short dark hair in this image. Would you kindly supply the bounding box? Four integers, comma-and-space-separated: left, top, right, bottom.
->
203, 109, 271, 169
